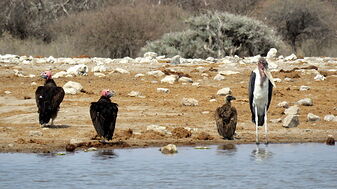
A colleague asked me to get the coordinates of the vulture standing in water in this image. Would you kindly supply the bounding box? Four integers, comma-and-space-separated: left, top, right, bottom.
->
248, 57, 276, 144
35, 71, 65, 127
90, 90, 118, 142
215, 95, 237, 140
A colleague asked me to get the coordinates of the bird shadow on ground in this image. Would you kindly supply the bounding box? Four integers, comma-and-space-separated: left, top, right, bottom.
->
43, 124, 70, 129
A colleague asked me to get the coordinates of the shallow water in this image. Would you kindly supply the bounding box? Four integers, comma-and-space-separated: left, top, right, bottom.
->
0, 143, 336, 189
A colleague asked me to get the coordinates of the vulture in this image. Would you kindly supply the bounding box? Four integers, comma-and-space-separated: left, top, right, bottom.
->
90, 90, 118, 142
35, 71, 65, 127
248, 57, 276, 144
215, 95, 237, 140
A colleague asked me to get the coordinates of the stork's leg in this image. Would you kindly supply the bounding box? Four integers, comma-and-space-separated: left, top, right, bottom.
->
264, 106, 269, 145
51, 119, 54, 126
255, 106, 259, 145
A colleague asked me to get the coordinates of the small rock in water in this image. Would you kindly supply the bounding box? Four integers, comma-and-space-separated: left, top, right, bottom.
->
297, 98, 313, 106
84, 147, 97, 152
282, 115, 300, 128
160, 144, 178, 154
277, 101, 289, 108
299, 86, 310, 91
182, 98, 199, 106
307, 113, 320, 122
326, 135, 335, 145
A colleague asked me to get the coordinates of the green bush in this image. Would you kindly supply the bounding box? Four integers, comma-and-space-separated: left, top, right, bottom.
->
141, 11, 285, 58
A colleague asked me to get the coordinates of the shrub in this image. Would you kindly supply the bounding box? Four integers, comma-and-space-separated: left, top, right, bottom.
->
260, 0, 337, 56
50, 2, 188, 58
141, 11, 285, 58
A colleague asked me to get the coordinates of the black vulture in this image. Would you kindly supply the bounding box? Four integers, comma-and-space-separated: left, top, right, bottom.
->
215, 95, 237, 140
248, 57, 276, 144
35, 71, 65, 127
90, 90, 118, 142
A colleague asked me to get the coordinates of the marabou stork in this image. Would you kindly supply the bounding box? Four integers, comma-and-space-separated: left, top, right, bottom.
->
248, 57, 276, 144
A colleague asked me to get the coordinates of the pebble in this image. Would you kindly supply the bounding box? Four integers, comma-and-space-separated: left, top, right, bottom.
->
277, 101, 289, 108
217, 87, 231, 96
307, 113, 320, 122
160, 144, 178, 154
282, 115, 300, 128
182, 98, 199, 106
297, 98, 313, 106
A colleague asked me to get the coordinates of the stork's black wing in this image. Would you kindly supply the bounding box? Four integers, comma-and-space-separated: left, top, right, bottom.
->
248, 71, 256, 123
267, 80, 273, 110
90, 102, 118, 140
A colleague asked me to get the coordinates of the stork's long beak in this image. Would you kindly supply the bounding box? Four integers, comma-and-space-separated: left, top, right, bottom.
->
264, 69, 276, 87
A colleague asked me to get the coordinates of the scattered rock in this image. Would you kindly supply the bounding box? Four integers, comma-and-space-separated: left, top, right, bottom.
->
84, 147, 97, 152
147, 70, 165, 77
128, 91, 142, 97
65, 144, 76, 152
282, 115, 300, 128
172, 127, 192, 138
161, 75, 178, 84
31, 82, 37, 86
157, 88, 170, 93
171, 55, 181, 65
92, 64, 107, 72
326, 135, 335, 145
135, 73, 145, 78
4, 91, 11, 94
284, 105, 299, 115
29, 131, 43, 137
53, 71, 68, 78
113, 68, 130, 74
314, 74, 326, 81
297, 98, 313, 106
274, 78, 282, 83
284, 77, 293, 82
178, 76, 193, 83
285, 54, 297, 61
299, 86, 310, 91
307, 113, 320, 122
277, 101, 289, 108
147, 125, 171, 135
213, 74, 225, 81
94, 73, 106, 77
217, 87, 231, 96
67, 64, 88, 76
218, 71, 240, 75
63, 81, 83, 95
209, 99, 217, 102
160, 144, 178, 154
182, 98, 199, 106
324, 115, 337, 122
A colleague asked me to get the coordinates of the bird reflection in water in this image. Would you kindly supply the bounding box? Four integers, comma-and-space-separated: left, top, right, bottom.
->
251, 144, 273, 161
94, 150, 118, 160
217, 144, 237, 156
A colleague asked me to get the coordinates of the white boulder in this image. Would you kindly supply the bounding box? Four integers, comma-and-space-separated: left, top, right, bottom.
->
213, 74, 225, 81
217, 87, 231, 96
63, 81, 83, 95
113, 68, 130, 74
299, 86, 310, 91
53, 71, 68, 78
307, 113, 320, 122
297, 98, 313, 106
277, 101, 289, 108
161, 75, 178, 84
266, 48, 278, 59
314, 74, 326, 81
67, 64, 88, 76
284, 105, 299, 115
178, 77, 193, 83
160, 144, 178, 154
182, 98, 199, 106
147, 70, 165, 77
283, 115, 300, 128
324, 115, 337, 122
285, 54, 297, 61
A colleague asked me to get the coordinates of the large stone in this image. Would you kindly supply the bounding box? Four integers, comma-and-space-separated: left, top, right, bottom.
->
161, 75, 178, 84
63, 81, 83, 95
324, 115, 337, 122
266, 48, 278, 59
307, 113, 320, 122
182, 98, 199, 106
217, 87, 231, 96
282, 115, 300, 128
178, 77, 193, 83
297, 98, 313, 106
92, 65, 108, 72
67, 64, 88, 76
277, 101, 289, 108
213, 74, 225, 81
314, 74, 326, 81
284, 105, 299, 115
160, 144, 178, 154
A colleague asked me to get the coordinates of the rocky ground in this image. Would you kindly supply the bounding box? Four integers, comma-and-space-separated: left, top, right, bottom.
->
0, 53, 336, 153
